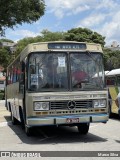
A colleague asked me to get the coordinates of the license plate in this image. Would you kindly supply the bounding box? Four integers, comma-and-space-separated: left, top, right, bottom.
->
66, 118, 79, 123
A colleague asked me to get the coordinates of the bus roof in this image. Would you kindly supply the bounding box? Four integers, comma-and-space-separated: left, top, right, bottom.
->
105, 71, 110, 75
20, 41, 103, 61
105, 68, 120, 76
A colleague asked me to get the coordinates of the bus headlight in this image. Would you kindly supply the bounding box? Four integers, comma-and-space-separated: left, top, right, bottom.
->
34, 102, 49, 111
93, 100, 106, 108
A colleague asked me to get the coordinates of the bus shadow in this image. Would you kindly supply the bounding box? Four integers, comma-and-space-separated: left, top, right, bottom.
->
115, 140, 120, 143
110, 113, 120, 121
8, 124, 108, 145
4, 115, 11, 122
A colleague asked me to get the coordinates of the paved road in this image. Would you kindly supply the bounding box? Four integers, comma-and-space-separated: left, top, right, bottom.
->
0, 100, 10, 123
0, 100, 120, 160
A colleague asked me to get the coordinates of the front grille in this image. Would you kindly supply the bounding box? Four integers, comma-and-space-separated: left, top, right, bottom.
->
50, 100, 93, 110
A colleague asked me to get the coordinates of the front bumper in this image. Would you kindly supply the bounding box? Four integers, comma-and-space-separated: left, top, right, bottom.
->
26, 114, 109, 127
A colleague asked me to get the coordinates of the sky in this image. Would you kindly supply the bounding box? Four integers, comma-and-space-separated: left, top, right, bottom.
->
2, 0, 120, 46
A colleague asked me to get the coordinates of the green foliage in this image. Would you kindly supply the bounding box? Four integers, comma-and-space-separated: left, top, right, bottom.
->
14, 36, 43, 56
0, 47, 10, 68
41, 29, 65, 41
15, 30, 65, 56
1, 27, 120, 71
0, 0, 45, 35
0, 38, 14, 43
0, 92, 4, 100
103, 48, 120, 70
64, 28, 105, 47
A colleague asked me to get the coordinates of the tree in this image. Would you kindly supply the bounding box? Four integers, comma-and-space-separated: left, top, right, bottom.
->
14, 30, 65, 57
0, 48, 10, 68
0, 38, 14, 43
14, 36, 44, 57
0, 28, 107, 68
103, 48, 120, 70
64, 28, 105, 47
0, 0, 45, 35
41, 29, 65, 41
0, 38, 15, 69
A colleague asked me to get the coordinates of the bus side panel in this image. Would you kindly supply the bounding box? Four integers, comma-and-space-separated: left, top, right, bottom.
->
6, 82, 22, 122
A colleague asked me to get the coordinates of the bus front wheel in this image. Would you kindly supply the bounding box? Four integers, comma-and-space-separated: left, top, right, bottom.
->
25, 126, 32, 136
77, 123, 89, 135
108, 104, 112, 118
118, 109, 120, 118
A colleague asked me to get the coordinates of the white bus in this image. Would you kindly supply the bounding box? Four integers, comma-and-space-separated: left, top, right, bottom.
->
105, 68, 120, 117
6, 41, 109, 136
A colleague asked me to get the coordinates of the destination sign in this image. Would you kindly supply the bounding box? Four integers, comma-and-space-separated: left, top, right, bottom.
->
48, 43, 86, 50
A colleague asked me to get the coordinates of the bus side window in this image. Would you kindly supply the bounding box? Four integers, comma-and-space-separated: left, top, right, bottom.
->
7, 71, 12, 84
13, 67, 17, 83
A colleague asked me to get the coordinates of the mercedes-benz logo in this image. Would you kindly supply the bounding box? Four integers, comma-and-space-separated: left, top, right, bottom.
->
67, 101, 76, 110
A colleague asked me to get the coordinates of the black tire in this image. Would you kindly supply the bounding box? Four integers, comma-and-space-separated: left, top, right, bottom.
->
11, 112, 18, 125
108, 104, 112, 118
118, 109, 120, 118
77, 123, 89, 135
19, 107, 25, 129
8, 102, 11, 112
25, 125, 32, 137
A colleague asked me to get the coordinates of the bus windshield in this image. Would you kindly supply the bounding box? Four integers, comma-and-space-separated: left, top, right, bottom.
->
28, 53, 68, 91
70, 52, 104, 90
28, 52, 104, 91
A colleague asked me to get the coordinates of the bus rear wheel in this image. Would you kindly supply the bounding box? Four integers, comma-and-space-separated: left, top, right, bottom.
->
77, 123, 89, 135
11, 112, 18, 125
